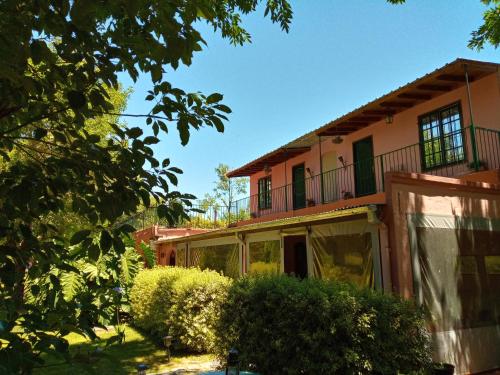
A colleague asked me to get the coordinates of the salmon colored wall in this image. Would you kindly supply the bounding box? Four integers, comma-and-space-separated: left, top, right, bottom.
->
460, 169, 500, 185
133, 227, 211, 267
384, 172, 500, 299
155, 242, 176, 266
249, 73, 500, 201
384, 171, 500, 374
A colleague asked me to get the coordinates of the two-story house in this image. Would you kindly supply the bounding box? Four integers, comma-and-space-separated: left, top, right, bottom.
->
150, 58, 500, 374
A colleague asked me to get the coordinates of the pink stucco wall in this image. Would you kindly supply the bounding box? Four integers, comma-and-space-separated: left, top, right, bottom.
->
248, 72, 500, 204
384, 171, 500, 374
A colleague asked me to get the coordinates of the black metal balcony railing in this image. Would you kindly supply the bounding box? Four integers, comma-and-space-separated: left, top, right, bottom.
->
121, 204, 230, 231
123, 126, 500, 230
228, 126, 500, 224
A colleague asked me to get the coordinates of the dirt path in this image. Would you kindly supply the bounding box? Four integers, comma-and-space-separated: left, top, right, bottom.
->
157, 358, 219, 374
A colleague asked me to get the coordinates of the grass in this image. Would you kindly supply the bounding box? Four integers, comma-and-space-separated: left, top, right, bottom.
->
32, 325, 215, 375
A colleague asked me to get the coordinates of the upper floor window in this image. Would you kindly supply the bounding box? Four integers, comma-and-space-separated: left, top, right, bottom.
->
258, 176, 272, 209
419, 103, 465, 170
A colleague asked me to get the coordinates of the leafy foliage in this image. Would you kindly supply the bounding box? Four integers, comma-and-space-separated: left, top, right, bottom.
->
198, 163, 249, 224
469, 0, 500, 49
388, 0, 500, 49
214, 275, 432, 374
139, 241, 157, 268
0, 1, 292, 372
130, 267, 231, 352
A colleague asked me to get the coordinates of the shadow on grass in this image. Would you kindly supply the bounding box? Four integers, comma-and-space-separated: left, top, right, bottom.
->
32, 326, 214, 375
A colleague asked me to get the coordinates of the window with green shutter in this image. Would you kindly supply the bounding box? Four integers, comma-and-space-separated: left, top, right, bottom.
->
419, 102, 465, 170
258, 176, 272, 209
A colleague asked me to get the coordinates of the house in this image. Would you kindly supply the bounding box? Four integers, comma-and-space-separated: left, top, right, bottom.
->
142, 58, 500, 374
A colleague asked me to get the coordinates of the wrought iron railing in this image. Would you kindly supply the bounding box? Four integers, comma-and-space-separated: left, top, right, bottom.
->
120, 204, 231, 231
228, 125, 500, 224
121, 125, 500, 230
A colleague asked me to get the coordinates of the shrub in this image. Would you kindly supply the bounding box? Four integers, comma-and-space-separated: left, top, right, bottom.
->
130, 266, 231, 352
214, 275, 431, 374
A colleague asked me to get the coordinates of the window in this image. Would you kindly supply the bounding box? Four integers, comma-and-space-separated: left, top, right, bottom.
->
258, 176, 272, 209
419, 103, 465, 170
248, 240, 281, 275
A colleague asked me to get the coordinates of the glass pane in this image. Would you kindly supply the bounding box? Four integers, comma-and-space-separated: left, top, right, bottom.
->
249, 240, 281, 275
485, 256, 500, 275
190, 243, 240, 278
311, 232, 373, 287
176, 247, 186, 267
414, 226, 500, 329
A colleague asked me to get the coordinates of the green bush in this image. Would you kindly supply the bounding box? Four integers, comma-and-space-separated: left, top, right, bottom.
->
130, 266, 231, 352
214, 275, 431, 374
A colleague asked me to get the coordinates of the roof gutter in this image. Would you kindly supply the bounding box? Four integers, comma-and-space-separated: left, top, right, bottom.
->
154, 206, 376, 245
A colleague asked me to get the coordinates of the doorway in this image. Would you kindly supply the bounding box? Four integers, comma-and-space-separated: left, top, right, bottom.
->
353, 137, 376, 197
292, 164, 306, 210
284, 235, 308, 278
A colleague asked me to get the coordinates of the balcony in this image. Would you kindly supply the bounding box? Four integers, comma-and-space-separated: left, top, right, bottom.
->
124, 126, 499, 231
227, 126, 500, 224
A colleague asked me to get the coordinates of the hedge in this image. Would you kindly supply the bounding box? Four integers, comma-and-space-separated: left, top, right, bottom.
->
214, 275, 431, 374
130, 266, 231, 352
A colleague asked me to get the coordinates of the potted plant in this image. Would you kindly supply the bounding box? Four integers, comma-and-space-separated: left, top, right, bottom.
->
432, 362, 455, 375
468, 160, 487, 171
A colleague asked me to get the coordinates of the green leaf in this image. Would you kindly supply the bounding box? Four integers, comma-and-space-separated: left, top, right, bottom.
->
30, 40, 53, 65
140, 242, 156, 268
143, 136, 159, 145
100, 230, 112, 251
167, 167, 183, 174
60, 272, 84, 302
212, 116, 225, 132
126, 127, 143, 138
177, 121, 190, 146
164, 171, 178, 185
67, 90, 86, 109
88, 244, 101, 261
118, 224, 136, 233
206, 93, 223, 104
113, 237, 126, 253
70, 230, 91, 245
215, 104, 232, 113
33, 127, 48, 140
151, 65, 162, 82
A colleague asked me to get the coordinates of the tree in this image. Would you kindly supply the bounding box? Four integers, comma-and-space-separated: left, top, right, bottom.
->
199, 163, 249, 222
0, 1, 292, 373
213, 163, 248, 210
388, 0, 500, 49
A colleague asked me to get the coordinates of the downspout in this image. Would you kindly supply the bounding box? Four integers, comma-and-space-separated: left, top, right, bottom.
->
464, 63, 479, 171
284, 150, 288, 211
319, 136, 324, 204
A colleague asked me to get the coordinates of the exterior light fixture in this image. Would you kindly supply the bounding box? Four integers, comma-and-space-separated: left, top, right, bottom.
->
338, 156, 347, 168
163, 335, 173, 361
332, 136, 343, 144
385, 114, 393, 124
225, 348, 240, 375
263, 164, 271, 174
137, 364, 149, 375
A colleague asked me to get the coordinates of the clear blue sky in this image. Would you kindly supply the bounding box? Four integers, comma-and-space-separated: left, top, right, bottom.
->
118, 1, 499, 200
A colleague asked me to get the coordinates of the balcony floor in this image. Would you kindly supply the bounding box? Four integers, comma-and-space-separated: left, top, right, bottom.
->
234, 192, 386, 227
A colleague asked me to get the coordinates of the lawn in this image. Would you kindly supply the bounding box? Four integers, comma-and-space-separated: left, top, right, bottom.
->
32, 325, 215, 375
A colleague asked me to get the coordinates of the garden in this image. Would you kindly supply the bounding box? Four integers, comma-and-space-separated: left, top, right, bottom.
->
127, 267, 432, 374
